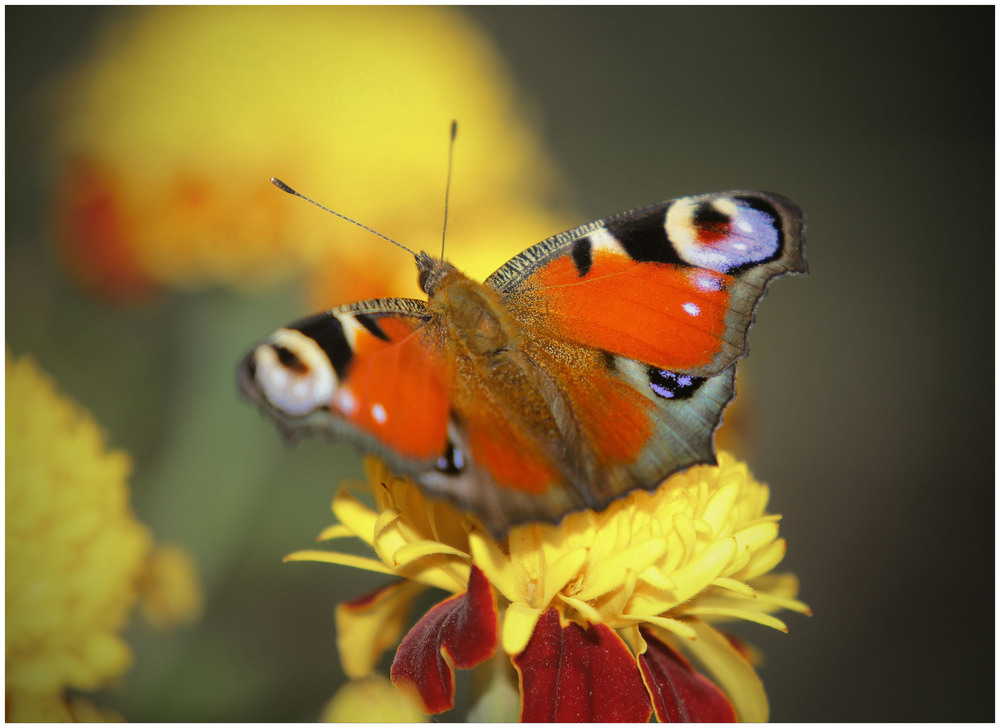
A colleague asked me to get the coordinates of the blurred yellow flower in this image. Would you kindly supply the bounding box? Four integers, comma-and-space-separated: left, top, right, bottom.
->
5, 691, 124, 723
320, 674, 428, 723
48, 6, 572, 305
137, 544, 204, 630
288, 454, 809, 721
5, 350, 202, 718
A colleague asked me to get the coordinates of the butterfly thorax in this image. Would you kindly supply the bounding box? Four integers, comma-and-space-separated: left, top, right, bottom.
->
425, 263, 515, 357
422, 262, 590, 497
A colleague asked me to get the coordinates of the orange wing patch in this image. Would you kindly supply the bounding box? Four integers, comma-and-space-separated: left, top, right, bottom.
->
340, 317, 451, 460
465, 418, 557, 495
528, 251, 730, 371
575, 374, 652, 464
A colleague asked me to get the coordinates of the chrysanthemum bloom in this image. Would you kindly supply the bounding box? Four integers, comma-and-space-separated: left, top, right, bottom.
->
47, 6, 571, 305
288, 455, 809, 722
5, 351, 202, 721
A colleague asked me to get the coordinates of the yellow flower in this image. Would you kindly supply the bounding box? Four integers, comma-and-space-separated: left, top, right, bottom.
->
320, 675, 428, 723
288, 454, 809, 721
5, 351, 202, 717
48, 6, 572, 305
5, 692, 123, 723
137, 544, 204, 630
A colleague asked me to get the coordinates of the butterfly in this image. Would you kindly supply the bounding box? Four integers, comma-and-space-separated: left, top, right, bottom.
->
239, 188, 806, 535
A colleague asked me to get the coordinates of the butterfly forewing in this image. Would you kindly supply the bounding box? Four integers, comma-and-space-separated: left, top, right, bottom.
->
241, 297, 454, 469
488, 191, 806, 376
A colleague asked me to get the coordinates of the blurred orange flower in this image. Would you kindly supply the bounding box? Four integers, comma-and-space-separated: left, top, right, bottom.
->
48, 6, 571, 306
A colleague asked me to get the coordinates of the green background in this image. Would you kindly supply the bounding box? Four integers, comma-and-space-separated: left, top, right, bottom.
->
7, 6, 992, 722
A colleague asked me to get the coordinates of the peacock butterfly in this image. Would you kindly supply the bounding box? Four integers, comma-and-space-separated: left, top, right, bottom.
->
239, 185, 806, 534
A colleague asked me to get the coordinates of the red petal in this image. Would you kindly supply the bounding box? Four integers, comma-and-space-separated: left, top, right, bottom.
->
343, 579, 403, 610
514, 609, 653, 722
639, 628, 737, 722
389, 566, 498, 714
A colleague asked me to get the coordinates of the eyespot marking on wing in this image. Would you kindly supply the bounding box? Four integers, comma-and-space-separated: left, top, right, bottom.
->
250, 328, 336, 416
435, 440, 466, 475
289, 313, 354, 379
666, 195, 782, 272
605, 207, 686, 265
647, 368, 706, 400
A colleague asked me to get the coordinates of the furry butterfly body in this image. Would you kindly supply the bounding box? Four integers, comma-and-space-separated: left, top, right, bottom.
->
239, 191, 806, 534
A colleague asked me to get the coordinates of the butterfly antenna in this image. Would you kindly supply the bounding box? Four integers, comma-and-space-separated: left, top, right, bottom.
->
440, 120, 458, 261
269, 177, 418, 259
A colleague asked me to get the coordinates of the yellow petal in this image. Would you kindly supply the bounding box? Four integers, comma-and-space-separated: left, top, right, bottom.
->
710, 577, 756, 598
284, 550, 395, 575
396, 557, 470, 594
740, 574, 811, 616
702, 482, 740, 529
331, 489, 379, 546
317, 523, 356, 542
469, 529, 519, 603
558, 594, 603, 625
336, 580, 426, 679
540, 547, 589, 606
392, 539, 470, 566
684, 620, 769, 722
501, 602, 546, 656
576, 540, 667, 601
733, 521, 780, 553
619, 614, 698, 640
320, 674, 428, 723
671, 538, 738, 602
681, 605, 789, 632
739, 538, 788, 580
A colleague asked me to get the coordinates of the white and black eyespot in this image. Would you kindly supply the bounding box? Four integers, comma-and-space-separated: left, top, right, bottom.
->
647, 368, 705, 400
435, 440, 466, 475
666, 195, 781, 273
251, 328, 336, 416
605, 211, 684, 266
289, 312, 357, 380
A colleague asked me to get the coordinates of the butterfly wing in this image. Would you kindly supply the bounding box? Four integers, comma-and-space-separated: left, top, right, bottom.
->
488, 191, 806, 376
433, 191, 806, 528
239, 291, 649, 531
239, 297, 454, 473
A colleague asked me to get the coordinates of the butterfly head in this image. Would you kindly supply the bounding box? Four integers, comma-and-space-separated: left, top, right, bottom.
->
416, 251, 459, 296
